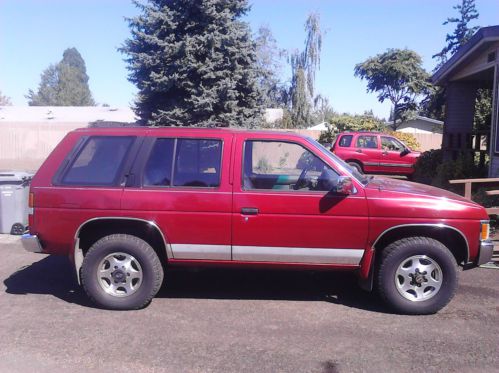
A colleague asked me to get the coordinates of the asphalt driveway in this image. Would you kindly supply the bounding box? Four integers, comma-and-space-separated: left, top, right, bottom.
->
1, 234, 498, 373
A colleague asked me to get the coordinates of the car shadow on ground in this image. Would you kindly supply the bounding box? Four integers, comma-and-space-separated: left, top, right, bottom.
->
3, 255, 94, 307
4, 255, 388, 313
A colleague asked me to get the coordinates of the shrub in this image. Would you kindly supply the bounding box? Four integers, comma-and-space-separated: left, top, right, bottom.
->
385, 131, 420, 151
412, 149, 442, 185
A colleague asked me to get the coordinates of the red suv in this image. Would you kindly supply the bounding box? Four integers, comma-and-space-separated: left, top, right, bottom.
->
331, 132, 420, 176
21, 127, 492, 314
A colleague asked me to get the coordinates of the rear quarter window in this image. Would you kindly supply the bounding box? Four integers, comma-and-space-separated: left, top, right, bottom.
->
338, 135, 353, 147
60, 136, 134, 186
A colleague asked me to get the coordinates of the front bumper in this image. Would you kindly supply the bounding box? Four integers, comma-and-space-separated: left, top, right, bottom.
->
21, 233, 43, 253
477, 240, 494, 266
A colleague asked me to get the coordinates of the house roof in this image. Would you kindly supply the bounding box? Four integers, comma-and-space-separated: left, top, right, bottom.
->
0, 106, 137, 123
384, 116, 443, 127
432, 26, 499, 85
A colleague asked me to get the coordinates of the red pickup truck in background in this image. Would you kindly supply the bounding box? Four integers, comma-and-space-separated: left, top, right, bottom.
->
21, 127, 492, 314
331, 132, 421, 176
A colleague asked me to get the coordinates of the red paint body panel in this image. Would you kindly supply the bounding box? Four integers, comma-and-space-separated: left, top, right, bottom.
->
27, 126, 489, 277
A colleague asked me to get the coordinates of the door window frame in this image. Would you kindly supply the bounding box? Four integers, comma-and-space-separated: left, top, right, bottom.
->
240, 139, 341, 194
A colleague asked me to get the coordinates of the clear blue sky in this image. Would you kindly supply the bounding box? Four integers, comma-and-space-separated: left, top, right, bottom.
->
1, 0, 498, 119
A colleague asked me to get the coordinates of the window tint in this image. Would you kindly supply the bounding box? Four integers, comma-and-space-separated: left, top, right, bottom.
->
243, 140, 339, 191
356, 135, 378, 149
173, 139, 222, 187
62, 136, 133, 186
381, 136, 405, 152
143, 138, 175, 186
338, 135, 353, 147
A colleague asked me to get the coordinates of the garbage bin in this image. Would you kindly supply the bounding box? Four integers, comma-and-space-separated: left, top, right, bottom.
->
0, 171, 33, 235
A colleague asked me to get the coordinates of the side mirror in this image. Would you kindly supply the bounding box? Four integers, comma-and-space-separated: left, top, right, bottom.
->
335, 176, 354, 195
400, 148, 410, 156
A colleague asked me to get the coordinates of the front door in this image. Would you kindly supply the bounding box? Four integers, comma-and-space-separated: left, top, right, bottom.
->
231, 135, 368, 265
378, 136, 413, 174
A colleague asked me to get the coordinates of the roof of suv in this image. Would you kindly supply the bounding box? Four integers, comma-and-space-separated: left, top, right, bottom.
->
71, 126, 310, 138
339, 131, 384, 135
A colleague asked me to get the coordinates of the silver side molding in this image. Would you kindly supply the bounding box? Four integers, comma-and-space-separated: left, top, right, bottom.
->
232, 246, 363, 265
171, 244, 231, 260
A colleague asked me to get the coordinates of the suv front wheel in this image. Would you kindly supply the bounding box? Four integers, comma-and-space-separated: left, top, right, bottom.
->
81, 234, 164, 310
376, 237, 458, 315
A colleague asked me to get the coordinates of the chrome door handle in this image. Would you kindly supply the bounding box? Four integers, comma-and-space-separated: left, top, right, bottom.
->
241, 207, 259, 215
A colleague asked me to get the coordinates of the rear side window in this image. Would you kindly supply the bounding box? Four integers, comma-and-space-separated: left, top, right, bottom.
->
356, 135, 378, 149
338, 135, 353, 147
61, 136, 134, 186
143, 139, 175, 186
173, 139, 222, 187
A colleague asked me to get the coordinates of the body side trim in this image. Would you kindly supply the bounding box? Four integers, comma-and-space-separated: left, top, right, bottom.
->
372, 223, 470, 262
232, 246, 363, 264
171, 244, 231, 260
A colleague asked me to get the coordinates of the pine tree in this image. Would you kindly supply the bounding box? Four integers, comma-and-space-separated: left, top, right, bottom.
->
0, 90, 12, 105
27, 48, 95, 106
121, 0, 263, 127
433, 0, 479, 68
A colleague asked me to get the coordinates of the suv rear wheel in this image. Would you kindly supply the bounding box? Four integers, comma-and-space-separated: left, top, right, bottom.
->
376, 237, 458, 315
81, 234, 164, 310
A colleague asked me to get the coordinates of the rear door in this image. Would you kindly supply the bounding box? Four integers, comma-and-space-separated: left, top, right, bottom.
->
353, 134, 381, 173
121, 133, 234, 260
231, 133, 368, 265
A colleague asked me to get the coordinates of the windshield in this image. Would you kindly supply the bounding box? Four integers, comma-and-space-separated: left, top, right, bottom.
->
306, 137, 369, 186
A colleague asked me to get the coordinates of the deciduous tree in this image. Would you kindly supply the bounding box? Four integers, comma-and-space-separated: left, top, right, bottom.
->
354, 49, 431, 130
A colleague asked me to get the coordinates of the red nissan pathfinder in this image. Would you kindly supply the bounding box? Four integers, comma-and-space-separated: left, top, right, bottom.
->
21, 127, 493, 314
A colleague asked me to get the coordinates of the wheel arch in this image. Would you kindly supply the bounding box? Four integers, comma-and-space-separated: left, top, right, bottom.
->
372, 224, 469, 265
73, 217, 171, 284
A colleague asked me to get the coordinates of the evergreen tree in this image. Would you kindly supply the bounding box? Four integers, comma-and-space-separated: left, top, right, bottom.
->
27, 48, 95, 106
433, 0, 479, 68
121, 0, 263, 127
0, 90, 12, 105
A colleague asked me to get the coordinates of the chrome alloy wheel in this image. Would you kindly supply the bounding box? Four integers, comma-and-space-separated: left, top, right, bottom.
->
395, 255, 442, 302
97, 252, 143, 297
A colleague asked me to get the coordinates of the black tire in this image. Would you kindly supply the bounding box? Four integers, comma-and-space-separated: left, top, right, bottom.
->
348, 161, 363, 174
376, 237, 458, 315
10, 223, 25, 235
81, 234, 164, 310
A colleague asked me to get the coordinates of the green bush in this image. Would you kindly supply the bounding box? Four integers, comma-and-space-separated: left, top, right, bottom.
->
412, 149, 443, 185
385, 131, 420, 151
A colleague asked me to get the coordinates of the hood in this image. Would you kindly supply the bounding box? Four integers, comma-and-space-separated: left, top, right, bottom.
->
367, 176, 470, 202
364, 177, 487, 220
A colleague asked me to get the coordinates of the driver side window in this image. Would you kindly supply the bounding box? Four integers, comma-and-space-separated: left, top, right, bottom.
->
243, 140, 339, 191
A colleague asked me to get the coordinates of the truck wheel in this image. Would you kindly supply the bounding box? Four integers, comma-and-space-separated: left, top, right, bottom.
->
348, 161, 363, 174
81, 234, 164, 310
376, 237, 458, 315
